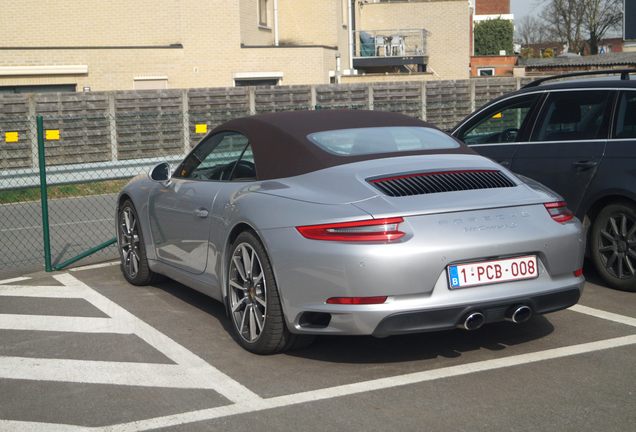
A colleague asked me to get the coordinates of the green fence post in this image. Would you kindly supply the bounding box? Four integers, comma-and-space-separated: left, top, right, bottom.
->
36, 115, 53, 272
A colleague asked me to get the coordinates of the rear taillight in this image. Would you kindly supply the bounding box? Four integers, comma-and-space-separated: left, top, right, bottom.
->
326, 296, 388, 305
544, 201, 574, 223
574, 268, 583, 277
296, 217, 405, 242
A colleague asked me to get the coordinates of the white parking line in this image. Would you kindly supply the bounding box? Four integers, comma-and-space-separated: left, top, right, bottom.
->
0, 420, 85, 432
0, 273, 261, 404
0, 315, 131, 334
569, 304, 636, 328
4, 334, 633, 432
1, 272, 634, 432
0, 276, 31, 285
69, 261, 119, 272
0, 284, 85, 298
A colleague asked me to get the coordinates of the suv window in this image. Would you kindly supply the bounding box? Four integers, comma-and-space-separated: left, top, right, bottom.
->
175, 132, 255, 181
459, 94, 539, 144
532, 90, 611, 141
614, 91, 636, 139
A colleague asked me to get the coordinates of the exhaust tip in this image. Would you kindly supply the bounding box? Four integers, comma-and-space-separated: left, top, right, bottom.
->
507, 305, 532, 324
460, 312, 485, 331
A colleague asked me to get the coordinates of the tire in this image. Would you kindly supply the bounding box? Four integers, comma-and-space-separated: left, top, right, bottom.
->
590, 201, 636, 292
117, 200, 161, 286
226, 231, 314, 354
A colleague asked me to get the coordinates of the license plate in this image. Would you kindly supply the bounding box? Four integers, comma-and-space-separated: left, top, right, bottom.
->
447, 255, 538, 289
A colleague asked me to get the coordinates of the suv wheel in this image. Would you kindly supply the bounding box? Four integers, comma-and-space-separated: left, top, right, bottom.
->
590, 202, 636, 292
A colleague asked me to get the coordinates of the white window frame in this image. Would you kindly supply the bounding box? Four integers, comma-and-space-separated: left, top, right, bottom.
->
478, 68, 495, 77
233, 71, 283, 87
133, 76, 169, 90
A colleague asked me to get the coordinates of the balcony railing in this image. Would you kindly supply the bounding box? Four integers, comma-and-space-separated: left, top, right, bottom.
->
354, 29, 428, 59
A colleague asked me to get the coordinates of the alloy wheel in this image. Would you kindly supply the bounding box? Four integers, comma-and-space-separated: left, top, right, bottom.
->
597, 212, 636, 280
119, 207, 141, 279
229, 243, 267, 343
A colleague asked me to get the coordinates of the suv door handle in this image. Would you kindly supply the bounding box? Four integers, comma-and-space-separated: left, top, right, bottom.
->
572, 160, 598, 170
194, 208, 209, 218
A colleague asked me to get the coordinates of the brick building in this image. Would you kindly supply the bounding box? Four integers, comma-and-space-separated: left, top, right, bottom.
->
475, 0, 510, 15
469, 0, 516, 77
0, 0, 471, 92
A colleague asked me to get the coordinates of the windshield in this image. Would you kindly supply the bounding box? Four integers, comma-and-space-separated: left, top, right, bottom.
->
307, 126, 459, 156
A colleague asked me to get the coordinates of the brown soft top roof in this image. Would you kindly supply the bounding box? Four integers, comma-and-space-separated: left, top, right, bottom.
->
211, 109, 474, 180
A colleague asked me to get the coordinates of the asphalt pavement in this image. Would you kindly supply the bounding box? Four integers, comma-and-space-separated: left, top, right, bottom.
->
0, 262, 634, 431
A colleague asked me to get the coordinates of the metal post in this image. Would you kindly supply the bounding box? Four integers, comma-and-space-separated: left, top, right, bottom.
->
36, 115, 52, 272
52, 238, 116, 271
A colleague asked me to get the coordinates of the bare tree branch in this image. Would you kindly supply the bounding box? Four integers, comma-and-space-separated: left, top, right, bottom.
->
584, 0, 623, 54
516, 15, 547, 45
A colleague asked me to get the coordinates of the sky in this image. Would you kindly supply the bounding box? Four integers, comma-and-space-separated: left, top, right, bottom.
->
511, 0, 538, 20
510, 0, 623, 37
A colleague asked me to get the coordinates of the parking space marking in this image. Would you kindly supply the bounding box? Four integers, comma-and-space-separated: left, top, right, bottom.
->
0, 284, 85, 298
0, 276, 30, 285
0, 420, 86, 432
1, 271, 635, 431
69, 261, 119, 272
51, 334, 636, 432
0, 356, 247, 389
569, 304, 636, 328
0, 273, 261, 404
0, 315, 130, 334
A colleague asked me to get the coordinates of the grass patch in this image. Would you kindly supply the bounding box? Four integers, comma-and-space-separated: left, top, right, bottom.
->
0, 179, 130, 204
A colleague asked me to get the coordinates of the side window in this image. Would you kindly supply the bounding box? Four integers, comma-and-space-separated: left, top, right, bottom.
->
459, 94, 539, 144
614, 92, 636, 139
174, 132, 251, 181
532, 90, 611, 142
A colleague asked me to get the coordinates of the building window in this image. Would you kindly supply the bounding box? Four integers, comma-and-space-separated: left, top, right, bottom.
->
478, 68, 495, 77
235, 78, 279, 87
133, 76, 168, 90
259, 0, 269, 27
234, 72, 282, 87
0, 84, 76, 94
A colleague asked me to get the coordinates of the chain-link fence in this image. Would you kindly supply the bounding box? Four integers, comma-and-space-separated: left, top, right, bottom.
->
0, 111, 191, 277
2, 104, 404, 277
1, 79, 525, 277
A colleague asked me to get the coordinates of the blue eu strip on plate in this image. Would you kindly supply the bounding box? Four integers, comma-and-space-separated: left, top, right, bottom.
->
448, 265, 460, 288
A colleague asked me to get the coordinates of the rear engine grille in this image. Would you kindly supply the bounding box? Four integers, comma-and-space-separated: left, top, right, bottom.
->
368, 170, 516, 197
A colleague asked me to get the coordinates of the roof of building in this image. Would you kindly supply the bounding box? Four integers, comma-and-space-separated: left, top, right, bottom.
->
521, 52, 636, 68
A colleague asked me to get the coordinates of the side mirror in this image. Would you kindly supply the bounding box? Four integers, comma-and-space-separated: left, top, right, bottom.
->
149, 162, 172, 183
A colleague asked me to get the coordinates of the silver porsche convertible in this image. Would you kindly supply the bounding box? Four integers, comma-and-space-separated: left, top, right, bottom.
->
116, 110, 585, 354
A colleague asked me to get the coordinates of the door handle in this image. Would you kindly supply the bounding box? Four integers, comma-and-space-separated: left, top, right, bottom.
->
572, 160, 598, 170
194, 208, 209, 218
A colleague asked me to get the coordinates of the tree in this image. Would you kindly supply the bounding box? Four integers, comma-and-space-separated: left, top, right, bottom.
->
516, 15, 546, 45
584, 0, 623, 54
474, 18, 514, 56
538, 0, 623, 54
540, 0, 587, 53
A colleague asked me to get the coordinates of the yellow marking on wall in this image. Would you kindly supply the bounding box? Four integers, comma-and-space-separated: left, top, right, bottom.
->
5, 131, 19, 143
195, 124, 208, 134
45, 129, 60, 140
491, 112, 502, 119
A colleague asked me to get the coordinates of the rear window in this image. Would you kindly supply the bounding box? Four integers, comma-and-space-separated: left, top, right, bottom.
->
307, 126, 459, 156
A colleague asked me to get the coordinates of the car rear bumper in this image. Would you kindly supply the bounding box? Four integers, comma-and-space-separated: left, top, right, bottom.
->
260, 204, 585, 336
372, 286, 581, 337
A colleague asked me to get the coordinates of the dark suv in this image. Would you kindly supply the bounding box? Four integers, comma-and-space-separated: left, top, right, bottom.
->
452, 70, 636, 292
